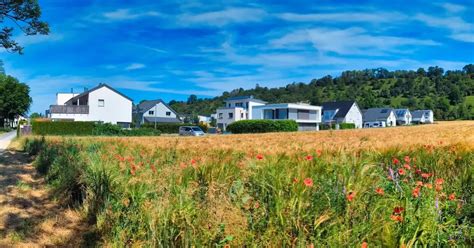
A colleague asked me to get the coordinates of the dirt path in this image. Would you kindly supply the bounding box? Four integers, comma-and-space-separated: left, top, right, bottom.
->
0, 150, 94, 247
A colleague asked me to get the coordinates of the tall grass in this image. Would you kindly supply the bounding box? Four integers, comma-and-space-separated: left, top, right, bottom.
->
22, 134, 473, 247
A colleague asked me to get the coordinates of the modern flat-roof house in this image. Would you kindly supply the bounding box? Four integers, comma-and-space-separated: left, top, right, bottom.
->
48, 83, 133, 127
321, 100, 363, 128
216, 95, 266, 131
394, 109, 412, 125
412, 110, 434, 124
252, 103, 322, 131
363, 108, 397, 128
134, 100, 181, 127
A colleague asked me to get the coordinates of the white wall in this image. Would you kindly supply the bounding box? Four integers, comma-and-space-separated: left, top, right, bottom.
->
142, 102, 177, 118
56, 93, 78, 105
343, 103, 363, 128
247, 101, 265, 119
216, 107, 245, 131
387, 111, 397, 127
88, 87, 132, 124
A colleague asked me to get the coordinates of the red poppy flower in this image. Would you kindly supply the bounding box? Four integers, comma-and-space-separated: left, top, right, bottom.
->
415, 169, 422, 175
404, 156, 410, 163
435, 184, 443, 192
448, 193, 455, 201
191, 159, 197, 165
403, 164, 411, 170
361, 242, 368, 248
421, 173, 432, 179
305, 155, 313, 161
416, 181, 423, 186
346, 192, 355, 202
435, 178, 444, 185
392, 158, 400, 165
393, 206, 404, 214
293, 178, 299, 183
316, 149, 322, 157
390, 214, 403, 222
412, 187, 421, 198
398, 168, 405, 175
424, 183, 433, 189
375, 187, 384, 196
303, 178, 313, 187
150, 164, 157, 174
256, 154, 264, 160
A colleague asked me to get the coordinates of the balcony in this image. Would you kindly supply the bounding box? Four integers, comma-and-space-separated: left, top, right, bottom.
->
50, 105, 89, 114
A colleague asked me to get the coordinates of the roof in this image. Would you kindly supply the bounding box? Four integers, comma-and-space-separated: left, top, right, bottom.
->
143, 117, 182, 123
225, 95, 267, 104
394, 109, 410, 118
321, 101, 357, 119
412, 110, 432, 119
253, 103, 321, 110
65, 83, 133, 104
135, 99, 179, 117
363, 108, 394, 122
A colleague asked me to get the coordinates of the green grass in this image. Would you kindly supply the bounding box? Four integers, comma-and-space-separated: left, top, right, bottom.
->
23, 137, 474, 247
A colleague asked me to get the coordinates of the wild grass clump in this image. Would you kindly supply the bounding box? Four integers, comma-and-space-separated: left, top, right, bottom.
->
23, 123, 474, 247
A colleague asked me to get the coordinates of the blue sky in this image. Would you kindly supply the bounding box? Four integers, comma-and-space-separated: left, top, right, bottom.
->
1, 0, 473, 113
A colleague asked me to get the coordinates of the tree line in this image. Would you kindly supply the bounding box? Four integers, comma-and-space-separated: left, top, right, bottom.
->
170, 65, 474, 120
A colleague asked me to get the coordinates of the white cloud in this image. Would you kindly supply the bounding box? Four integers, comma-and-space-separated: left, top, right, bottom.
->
88, 8, 162, 22
278, 11, 407, 23
178, 7, 267, 27
415, 13, 474, 43
440, 3, 466, 13
270, 27, 440, 56
125, 63, 146, 70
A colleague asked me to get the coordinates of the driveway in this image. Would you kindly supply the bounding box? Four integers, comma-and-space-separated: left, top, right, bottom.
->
0, 131, 16, 150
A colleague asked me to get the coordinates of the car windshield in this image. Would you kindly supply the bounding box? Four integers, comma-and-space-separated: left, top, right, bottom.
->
192, 127, 202, 131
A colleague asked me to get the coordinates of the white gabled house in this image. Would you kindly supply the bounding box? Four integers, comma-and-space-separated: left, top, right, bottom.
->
216, 95, 266, 131
363, 108, 397, 128
412, 110, 434, 124
134, 99, 181, 126
252, 103, 322, 131
48, 83, 133, 127
321, 100, 363, 128
394, 109, 412, 125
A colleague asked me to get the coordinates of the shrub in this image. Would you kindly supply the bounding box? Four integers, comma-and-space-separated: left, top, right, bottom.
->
339, 123, 356, 129
141, 123, 190, 133
32, 121, 95, 135
227, 120, 298, 134
23, 136, 46, 156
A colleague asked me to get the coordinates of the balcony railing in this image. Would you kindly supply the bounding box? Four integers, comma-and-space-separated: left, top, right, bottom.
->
50, 105, 89, 114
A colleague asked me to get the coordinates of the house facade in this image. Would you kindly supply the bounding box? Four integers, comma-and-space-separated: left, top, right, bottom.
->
394, 109, 412, 125
48, 83, 133, 127
134, 100, 181, 126
252, 103, 322, 131
412, 110, 434, 124
216, 96, 266, 131
363, 108, 397, 128
322, 101, 363, 128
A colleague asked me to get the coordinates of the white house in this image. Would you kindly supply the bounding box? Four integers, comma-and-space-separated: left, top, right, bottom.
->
363, 108, 397, 128
216, 96, 266, 131
321, 101, 363, 128
48, 83, 133, 127
252, 103, 322, 131
134, 100, 181, 126
412, 110, 434, 124
394, 109, 412, 125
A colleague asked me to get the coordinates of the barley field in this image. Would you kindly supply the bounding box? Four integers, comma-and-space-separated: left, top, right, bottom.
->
22, 121, 474, 247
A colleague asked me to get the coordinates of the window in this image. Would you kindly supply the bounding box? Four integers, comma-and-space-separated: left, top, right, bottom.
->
166, 111, 171, 116
98, 99, 105, 107
148, 110, 154, 115
323, 110, 336, 122
218, 113, 223, 119
297, 109, 310, 120
264, 110, 274, 119
241, 112, 244, 118
228, 113, 234, 119
276, 109, 288, 119
235, 102, 243, 107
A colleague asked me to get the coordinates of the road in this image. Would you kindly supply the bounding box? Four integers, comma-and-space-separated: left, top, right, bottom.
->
0, 131, 16, 150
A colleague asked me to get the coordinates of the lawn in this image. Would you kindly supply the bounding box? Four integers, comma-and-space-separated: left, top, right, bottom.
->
21, 121, 474, 247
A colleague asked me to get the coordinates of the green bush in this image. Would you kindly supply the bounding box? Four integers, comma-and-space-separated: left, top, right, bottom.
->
23, 136, 46, 156
32, 121, 95, 135
339, 123, 356, 129
141, 123, 190, 133
227, 120, 298, 134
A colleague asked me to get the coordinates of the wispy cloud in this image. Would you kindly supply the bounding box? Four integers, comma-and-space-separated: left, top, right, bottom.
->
439, 3, 466, 13
415, 13, 474, 43
278, 11, 407, 23
88, 8, 162, 22
177, 7, 267, 27
125, 63, 146, 70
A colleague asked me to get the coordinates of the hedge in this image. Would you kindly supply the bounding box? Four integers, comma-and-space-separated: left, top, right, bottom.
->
32, 121, 95, 135
339, 123, 356, 129
141, 123, 190, 134
227, 120, 298, 134
320, 123, 356, 130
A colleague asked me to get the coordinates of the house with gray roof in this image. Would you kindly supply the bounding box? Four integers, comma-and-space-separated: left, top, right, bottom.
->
133, 99, 181, 127
215, 95, 266, 131
394, 109, 412, 125
412, 110, 434, 124
322, 100, 363, 128
363, 108, 397, 128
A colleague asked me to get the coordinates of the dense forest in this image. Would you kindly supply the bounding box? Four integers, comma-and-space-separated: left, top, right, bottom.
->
170, 65, 474, 120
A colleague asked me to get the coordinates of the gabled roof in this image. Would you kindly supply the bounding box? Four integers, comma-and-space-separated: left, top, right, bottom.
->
363, 108, 394, 122
412, 110, 432, 119
321, 100, 357, 119
135, 99, 179, 117
65, 83, 133, 104
394, 109, 410, 118
225, 95, 267, 104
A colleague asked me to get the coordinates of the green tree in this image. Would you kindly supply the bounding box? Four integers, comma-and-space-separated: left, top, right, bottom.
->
1, 0, 49, 54
0, 60, 4, 74
0, 74, 32, 127
29, 112, 42, 119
